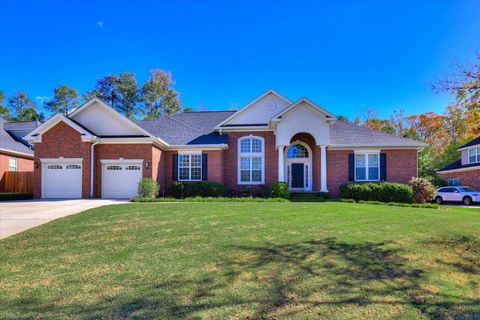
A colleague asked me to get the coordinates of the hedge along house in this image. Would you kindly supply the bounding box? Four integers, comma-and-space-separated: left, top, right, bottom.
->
437, 136, 480, 190
25, 90, 425, 199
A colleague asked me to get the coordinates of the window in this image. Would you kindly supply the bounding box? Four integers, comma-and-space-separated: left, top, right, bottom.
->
447, 178, 460, 186
178, 154, 202, 181
8, 157, 17, 171
66, 164, 81, 169
238, 136, 264, 184
468, 147, 480, 164
126, 165, 141, 171
355, 153, 379, 181
47, 165, 62, 170
287, 145, 309, 158
107, 165, 122, 170
439, 187, 456, 193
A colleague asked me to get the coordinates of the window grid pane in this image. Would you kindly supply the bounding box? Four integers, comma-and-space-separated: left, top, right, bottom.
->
251, 139, 262, 153
178, 154, 202, 181
239, 137, 264, 183
240, 139, 251, 153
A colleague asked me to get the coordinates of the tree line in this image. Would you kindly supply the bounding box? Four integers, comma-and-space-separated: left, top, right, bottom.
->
0, 69, 186, 122
344, 53, 480, 185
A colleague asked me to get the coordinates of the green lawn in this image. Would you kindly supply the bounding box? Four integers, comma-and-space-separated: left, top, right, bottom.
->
1, 203, 479, 319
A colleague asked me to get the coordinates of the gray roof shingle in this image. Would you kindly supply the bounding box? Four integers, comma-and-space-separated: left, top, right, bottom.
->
330, 121, 425, 147
458, 136, 480, 149
0, 119, 36, 156
136, 111, 234, 145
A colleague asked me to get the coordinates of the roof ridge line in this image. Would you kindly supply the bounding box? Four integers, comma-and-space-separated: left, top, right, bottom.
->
165, 115, 203, 134
339, 120, 425, 144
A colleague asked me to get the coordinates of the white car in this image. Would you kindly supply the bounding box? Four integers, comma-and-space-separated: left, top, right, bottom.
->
434, 186, 480, 205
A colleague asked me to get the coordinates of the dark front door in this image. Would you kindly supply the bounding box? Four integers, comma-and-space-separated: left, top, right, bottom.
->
291, 163, 304, 189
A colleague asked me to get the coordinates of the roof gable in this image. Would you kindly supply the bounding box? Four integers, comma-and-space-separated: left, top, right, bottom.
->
458, 136, 480, 150
24, 114, 94, 143
69, 98, 153, 137
216, 90, 292, 128
273, 98, 336, 120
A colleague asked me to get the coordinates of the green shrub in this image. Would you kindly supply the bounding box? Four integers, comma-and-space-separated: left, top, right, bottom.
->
168, 181, 225, 198
131, 196, 288, 203
409, 177, 436, 203
137, 178, 159, 198
340, 182, 413, 203
271, 182, 290, 199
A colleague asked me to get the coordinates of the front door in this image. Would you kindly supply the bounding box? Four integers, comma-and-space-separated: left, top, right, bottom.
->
291, 163, 304, 189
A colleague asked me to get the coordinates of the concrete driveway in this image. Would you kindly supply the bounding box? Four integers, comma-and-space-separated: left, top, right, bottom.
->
0, 199, 128, 240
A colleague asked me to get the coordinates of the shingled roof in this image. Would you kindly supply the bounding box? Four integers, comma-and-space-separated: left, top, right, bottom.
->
330, 121, 426, 147
0, 118, 36, 156
459, 136, 480, 149
136, 111, 235, 145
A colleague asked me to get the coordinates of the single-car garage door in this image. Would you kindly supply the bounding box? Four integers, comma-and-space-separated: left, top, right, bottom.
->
42, 161, 82, 198
102, 162, 143, 199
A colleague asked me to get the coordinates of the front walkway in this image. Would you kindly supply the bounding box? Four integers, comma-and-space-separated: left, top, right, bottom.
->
0, 199, 128, 240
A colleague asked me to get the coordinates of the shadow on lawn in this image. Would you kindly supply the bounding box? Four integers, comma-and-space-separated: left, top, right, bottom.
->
7, 237, 480, 319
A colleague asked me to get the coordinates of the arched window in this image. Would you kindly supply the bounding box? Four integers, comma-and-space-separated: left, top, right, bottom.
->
238, 136, 264, 184
287, 144, 309, 158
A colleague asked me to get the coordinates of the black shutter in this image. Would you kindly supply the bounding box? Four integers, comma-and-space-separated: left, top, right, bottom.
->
202, 154, 208, 181
172, 154, 178, 181
380, 153, 387, 181
348, 153, 355, 181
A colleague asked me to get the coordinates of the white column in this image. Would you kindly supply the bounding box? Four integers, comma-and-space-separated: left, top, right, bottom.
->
320, 145, 328, 192
278, 146, 285, 182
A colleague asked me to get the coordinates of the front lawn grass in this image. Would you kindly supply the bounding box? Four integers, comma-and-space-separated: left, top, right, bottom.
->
0, 202, 479, 319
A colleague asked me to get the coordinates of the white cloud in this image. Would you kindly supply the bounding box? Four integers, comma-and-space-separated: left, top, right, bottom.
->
97, 21, 104, 28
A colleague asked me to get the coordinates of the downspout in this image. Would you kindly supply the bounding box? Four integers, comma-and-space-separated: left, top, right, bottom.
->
90, 137, 99, 198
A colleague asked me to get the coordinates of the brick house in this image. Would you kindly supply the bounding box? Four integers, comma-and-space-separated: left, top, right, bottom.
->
25, 90, 425, 199
0, 119, 38, 192
438, 136, 480, 190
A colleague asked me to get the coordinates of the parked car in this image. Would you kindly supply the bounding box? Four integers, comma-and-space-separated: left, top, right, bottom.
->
434, 186, 480, 205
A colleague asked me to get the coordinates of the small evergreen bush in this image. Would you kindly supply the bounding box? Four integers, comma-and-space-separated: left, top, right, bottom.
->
340, 182, 413, 203
271, 182, 290, 199
138, 178, 159, 198
168, 181, 225, 198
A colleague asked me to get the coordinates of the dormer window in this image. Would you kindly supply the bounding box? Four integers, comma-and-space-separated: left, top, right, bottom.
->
469, 147, 480, 164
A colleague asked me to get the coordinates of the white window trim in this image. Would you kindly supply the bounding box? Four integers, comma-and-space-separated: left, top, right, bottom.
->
468, 147, 480, 164
237, 135, 265, 185
178, 154, 202, 181
9, 157, 18, 171
354, 151, 380, 182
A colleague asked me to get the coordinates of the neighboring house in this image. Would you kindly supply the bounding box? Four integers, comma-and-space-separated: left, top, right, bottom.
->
0, 118, 38, 192
25, 90, 425, 199
438, 136, 480, 190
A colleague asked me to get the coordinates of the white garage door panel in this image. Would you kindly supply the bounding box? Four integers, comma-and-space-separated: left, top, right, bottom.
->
43, 163, 82, 198
102, 164, 142, 199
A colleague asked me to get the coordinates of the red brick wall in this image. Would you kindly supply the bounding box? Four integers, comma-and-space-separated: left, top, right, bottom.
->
327, 150, 352, 198
163, 150, 224, 193
152, 146, 166, 193
33, 121, 91, 198
0, 153, 34, 192
223, 131, 277, 190
93, 144, 153, 198
440, 169, 480, 190
327, 149, 419, 198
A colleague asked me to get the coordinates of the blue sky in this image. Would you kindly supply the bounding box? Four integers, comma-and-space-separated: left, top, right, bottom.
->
1, 0, 479, 119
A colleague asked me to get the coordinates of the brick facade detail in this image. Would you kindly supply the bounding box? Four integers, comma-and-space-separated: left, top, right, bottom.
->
0, 153, 33, 192
327, 149, 419, 198
440, 169, 480, 190
33, 121, 92, 198
222, 131, 278, 191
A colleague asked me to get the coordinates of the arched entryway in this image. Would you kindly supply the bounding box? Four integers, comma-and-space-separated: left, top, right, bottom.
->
284, 141, 313, 191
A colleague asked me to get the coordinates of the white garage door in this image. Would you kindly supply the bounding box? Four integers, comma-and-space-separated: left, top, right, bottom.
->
102, 163, 143, 199
43, 162, 82, 198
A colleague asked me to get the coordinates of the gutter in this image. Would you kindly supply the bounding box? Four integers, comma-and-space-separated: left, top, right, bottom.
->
90, 137, 99, 198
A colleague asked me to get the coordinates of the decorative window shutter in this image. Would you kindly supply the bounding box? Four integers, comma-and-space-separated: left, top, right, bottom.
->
380, 153, 387, 181
172, 154, 178, 181
348, 153, 355, 181
202, 154, 208, 181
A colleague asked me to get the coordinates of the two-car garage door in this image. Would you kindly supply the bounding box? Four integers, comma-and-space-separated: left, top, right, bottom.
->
42, 159, 142, 199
